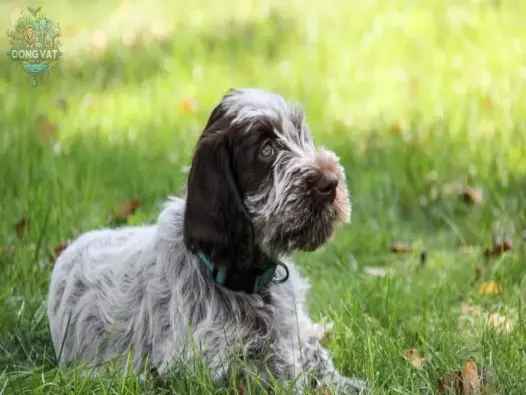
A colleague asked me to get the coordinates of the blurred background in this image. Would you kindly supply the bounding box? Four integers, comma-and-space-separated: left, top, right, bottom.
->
1, 0, 526, 393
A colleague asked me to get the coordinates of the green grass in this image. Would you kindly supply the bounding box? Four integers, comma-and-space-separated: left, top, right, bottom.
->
1, 0, 526, 393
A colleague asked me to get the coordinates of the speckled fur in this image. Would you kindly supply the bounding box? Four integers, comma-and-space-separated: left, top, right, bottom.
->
47, 89, 366, 394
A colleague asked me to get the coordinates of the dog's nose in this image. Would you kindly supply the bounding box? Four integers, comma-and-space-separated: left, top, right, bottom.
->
312, 172, 339, 203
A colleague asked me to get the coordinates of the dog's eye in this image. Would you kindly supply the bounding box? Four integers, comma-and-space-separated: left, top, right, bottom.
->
260, 143, 275, 159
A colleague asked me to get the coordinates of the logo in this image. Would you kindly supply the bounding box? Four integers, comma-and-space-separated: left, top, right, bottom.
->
7, 6, 62, 87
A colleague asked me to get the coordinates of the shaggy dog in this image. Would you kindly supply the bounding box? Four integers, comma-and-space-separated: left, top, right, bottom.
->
47, 88, 366, 394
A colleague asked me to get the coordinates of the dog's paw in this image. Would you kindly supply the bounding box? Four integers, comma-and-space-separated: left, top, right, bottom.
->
321, 376, 367, 395
339, 377, 368, 395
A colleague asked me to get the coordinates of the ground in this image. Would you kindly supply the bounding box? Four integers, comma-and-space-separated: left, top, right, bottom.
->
1, 0, 525, 393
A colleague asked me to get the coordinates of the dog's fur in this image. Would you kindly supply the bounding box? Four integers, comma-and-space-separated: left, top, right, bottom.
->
47, 88, 366, 393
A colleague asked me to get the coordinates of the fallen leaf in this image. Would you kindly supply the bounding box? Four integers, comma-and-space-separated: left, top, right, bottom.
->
438, 362, 495, 394
15, 217, 28, 238
53, 242, 68, 262
403, 348, 426, 369
35, 118, 56, 141
119, 199, 140, 218
438, 370, 462, 394
459, 186, 483, 205
237, 379, 246, 395
462, 360, 479, 395
391, 242, 412, 253
363, 266, 389, 277
109, 199, 141, 225
484, 239, 512, 258
178, 96, 198, 114
478, 281, 502, 296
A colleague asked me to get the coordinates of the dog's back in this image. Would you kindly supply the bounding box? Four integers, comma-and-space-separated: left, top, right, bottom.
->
47, 223, 159, 371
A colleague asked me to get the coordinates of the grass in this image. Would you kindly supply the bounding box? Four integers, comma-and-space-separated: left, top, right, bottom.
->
1, 0, 526, 393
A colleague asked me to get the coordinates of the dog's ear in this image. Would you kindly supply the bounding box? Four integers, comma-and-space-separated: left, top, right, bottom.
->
183, 106, 254, 273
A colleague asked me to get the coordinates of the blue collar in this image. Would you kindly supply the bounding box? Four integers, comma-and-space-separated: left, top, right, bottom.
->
196, 250, 289, 293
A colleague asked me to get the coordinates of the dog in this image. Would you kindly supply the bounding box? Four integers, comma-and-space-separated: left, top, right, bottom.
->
47, 88, 366, 394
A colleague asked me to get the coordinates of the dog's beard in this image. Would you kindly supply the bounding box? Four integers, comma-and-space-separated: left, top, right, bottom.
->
251, 186, 350, 255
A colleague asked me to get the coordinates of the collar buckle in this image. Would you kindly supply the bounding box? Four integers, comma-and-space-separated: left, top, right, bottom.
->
195, 250, 289, 293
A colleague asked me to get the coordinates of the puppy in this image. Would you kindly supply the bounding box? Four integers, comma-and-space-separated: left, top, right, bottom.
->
47, 88, 366, 394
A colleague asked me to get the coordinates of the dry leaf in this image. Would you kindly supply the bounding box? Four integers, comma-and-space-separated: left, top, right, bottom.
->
236, 379, 246, 395
462, 360, 479, 395
478, 281, 502, 296
109, 199, 141, 225
36, 119, 56, 141
439, 362, 495, 394
178, 96, 198, 114
391, 242, 412, 253
15, 217, 28, 238
460, 186, 483, 205
484, 240, 511, 258
53, 242, 68, 262
119, 199, 140, 218
403, 349, 426, 369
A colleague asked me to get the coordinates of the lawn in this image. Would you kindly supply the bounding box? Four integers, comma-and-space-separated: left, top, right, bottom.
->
1, 0, 526, 393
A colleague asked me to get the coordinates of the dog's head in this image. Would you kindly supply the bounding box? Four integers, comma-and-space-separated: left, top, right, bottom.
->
183, 88, 350, 273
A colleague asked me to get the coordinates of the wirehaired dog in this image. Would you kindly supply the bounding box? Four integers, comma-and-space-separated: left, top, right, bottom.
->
47, 88, 366, 394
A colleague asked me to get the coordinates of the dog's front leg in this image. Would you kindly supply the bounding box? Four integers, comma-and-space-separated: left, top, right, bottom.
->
303, 341, 367, 394
267, 339, 367, 394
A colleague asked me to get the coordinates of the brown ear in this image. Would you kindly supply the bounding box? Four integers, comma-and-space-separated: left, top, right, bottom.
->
183, 105, 254, 273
